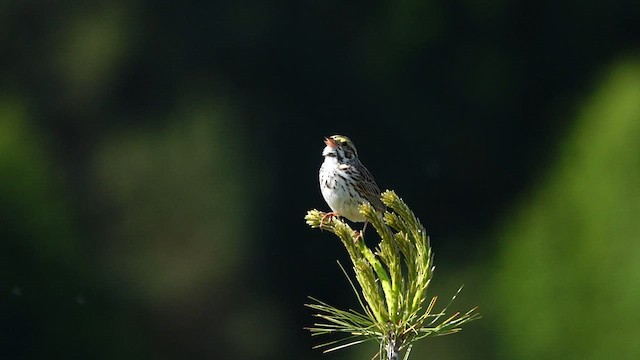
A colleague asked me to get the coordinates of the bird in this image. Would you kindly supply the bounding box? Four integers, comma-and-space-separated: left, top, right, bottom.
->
319, 135, 385, 229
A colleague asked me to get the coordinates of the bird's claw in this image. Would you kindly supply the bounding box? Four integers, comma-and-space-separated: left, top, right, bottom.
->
319, 212, 338, 229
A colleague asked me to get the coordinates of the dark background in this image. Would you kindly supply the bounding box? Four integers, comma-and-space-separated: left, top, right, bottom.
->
2, 1, 640, 359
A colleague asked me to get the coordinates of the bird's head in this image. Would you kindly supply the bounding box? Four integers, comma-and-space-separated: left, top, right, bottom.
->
322, 135, 358, 161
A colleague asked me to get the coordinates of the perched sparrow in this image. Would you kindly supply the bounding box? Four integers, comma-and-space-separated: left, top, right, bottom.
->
319, 135, 384, 225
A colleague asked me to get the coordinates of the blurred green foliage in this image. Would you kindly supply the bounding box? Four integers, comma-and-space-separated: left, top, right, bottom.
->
0, 99, 75, 259
94, 101, 248, 302
0, 98, 149, 358
494, 60, 640, 360
1, 1, 639, 359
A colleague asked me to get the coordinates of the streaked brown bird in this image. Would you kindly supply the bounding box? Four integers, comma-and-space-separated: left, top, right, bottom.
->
319, 135, 384, 226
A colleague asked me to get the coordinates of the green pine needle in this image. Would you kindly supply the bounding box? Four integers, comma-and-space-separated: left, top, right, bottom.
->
305, 190, 480, 359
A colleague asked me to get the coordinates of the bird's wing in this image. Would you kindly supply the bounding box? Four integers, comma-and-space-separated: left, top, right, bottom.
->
354, 164, 385, 212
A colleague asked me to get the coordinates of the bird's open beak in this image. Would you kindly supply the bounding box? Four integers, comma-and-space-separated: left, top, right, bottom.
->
324, 137, 337, 147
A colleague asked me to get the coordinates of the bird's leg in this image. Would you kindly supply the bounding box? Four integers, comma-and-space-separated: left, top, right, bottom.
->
355, 221, 369, 241
320, 211, 338, 229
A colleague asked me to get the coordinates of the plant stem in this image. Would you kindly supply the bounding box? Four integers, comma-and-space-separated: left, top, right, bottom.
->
385, 333, 399, 360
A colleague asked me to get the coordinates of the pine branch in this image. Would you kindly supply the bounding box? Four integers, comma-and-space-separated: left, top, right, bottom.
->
305, 190, 480, 359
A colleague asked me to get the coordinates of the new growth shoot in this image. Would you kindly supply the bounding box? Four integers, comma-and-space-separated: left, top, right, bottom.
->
305, 190, 480, 360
